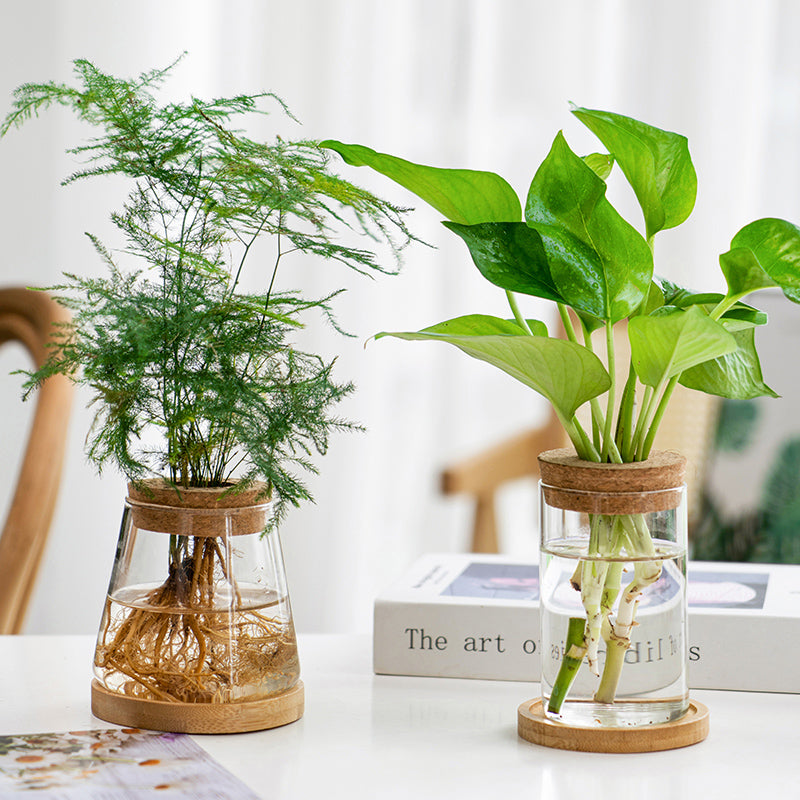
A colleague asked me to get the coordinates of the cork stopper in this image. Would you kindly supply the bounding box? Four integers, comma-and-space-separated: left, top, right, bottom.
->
538, 449, 686, 514
127, 479, 272, 537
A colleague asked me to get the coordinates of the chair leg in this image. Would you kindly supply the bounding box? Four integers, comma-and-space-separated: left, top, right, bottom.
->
470, 493, 499, 554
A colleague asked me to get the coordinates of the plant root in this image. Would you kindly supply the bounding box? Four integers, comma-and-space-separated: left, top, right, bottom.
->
94, 537, 298, 704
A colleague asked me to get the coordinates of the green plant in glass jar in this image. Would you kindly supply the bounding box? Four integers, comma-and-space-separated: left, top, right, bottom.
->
323, 106, 800, 716
1, 57, 412, 725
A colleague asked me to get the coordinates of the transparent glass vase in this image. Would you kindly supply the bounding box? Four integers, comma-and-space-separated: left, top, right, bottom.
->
538, 449, 689, 728
91, 481, 302, 733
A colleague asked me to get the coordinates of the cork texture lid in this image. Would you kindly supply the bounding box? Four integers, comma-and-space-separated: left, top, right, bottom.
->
127, 480, 272, 537
537, 449, 687, 514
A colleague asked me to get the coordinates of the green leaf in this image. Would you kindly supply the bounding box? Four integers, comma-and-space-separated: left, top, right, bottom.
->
655, 278, 768, 328
717, 305, 768, 331
583, 152, 615, 180
719, 218, 800, 304
375, 326, 610, 419
416, 313, 548, 338
442, 221, 566, 304
320, 140, 521, 224
679, 327, 778, 399
525, 131, 652, 323
571, 106, 697, 239
636, 281, 666, 317
628, 305, 738, 388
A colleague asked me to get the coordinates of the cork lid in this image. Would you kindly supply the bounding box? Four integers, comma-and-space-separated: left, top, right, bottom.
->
126, 480, 272, 537
538, 449, 687, 514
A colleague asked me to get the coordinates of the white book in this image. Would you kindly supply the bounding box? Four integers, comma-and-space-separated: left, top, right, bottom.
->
373, 553, 800, 693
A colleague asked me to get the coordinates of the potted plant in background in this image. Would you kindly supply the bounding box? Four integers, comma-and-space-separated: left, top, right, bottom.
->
322, 107, 800, 751
1, 57, 412, 734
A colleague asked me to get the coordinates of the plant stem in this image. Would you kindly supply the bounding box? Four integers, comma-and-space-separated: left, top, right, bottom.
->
708, 295, 738, 321
595, 620, 627, 704
577, 317, 621, 462
640, 375, 680, 460
506, 290, 533, 334
581, 515, 612, 673
557, 303, 578, 343
632, 383, 658, 460
615, 364, 638, 461
560, 413, 601, 462
547, 616, 587, 714
602, 321, 617, 461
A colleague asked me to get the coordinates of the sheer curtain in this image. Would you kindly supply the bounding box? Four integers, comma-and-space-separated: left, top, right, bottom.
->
1, 0, 797, 634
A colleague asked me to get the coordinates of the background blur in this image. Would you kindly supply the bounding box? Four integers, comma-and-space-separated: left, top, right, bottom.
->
2, 0, 800, 635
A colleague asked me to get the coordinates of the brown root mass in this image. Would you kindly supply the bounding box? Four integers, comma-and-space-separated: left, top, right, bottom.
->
94, 537, 298, 704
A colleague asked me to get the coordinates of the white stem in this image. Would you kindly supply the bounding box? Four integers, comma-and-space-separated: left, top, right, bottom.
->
581, 560, 609, 675
611, 560, 662, 641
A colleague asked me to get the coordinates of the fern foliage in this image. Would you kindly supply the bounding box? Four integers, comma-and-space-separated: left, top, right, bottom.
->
2, 56, 413, 525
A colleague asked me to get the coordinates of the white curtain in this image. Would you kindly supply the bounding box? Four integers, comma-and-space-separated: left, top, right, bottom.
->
1, 0, 798, 634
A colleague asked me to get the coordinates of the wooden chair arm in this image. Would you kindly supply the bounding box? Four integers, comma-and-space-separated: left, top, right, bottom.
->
0, 288, 73, 634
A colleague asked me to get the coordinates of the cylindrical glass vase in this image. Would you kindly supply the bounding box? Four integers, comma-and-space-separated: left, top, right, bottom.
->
90, 481, 303, 733
538, 449, 689, 728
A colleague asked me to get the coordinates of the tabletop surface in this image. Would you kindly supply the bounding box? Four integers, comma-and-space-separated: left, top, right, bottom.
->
0, 633, 796, 799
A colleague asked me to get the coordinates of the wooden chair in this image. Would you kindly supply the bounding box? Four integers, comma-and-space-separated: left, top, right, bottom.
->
0, 288, 73, 633
442, 320, 720, 553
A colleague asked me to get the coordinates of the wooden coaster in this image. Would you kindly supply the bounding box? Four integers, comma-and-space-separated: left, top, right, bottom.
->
518, 698, 709, 753
91, 680, 304, 734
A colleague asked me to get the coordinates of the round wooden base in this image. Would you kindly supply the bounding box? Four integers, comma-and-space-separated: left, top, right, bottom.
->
91, 680, 304, 734
517, 698, 709, 753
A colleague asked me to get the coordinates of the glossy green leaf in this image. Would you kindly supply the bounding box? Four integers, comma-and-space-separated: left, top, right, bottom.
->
571, 106, 697, 239
375, 326, 610, 419
680, 328, 778, 399
636, 281, 666, 317
525, 132, 652, 323
320, 140, 521, 224
583, 152, 614, 180
416, 314, 548, 338
655, 279, 767, 328
628, 305, 738, 388
442, 221, 565, 304
717, 305, 768, 331
719, 218, 800, 304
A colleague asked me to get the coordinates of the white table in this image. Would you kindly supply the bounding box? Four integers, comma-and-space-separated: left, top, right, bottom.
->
0, 634, 796, 798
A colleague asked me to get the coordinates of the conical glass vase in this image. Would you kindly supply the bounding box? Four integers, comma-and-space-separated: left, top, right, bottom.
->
90, 480, 303, 734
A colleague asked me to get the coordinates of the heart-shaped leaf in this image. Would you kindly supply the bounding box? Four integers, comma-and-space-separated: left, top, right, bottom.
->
442, 221, 565, 305
679, 328, 778, 399
571, 106, 697, 240
525, 131, 652, 323
719, 218, 800, 304
320, 140, 521, 224
628, 305, 738, 388
375, 325, 610, 419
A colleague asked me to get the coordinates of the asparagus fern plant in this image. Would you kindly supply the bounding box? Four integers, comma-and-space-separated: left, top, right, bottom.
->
322, 107, 800, 709
1, 57, 412, 526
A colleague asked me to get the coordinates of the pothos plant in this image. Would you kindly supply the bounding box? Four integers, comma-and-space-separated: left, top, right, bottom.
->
322, 107, 800, 711
1, 58, 412, 704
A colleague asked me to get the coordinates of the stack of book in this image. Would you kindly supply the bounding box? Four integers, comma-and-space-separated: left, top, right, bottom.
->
373, 553, 800, 693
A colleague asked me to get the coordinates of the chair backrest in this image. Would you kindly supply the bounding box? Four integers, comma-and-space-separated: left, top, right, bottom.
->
0, 288, 73, 633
